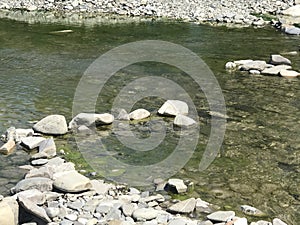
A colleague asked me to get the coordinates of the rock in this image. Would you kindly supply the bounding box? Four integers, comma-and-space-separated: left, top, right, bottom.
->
284, 26, 300, 35
168, 218, 187, 225
31, 152, 48, 160
207, 210, 235, 222
132, 208, 159, 221
77, 125, 93, 134
15, 128, 34, 143
158, 100, 188, 116
165, 178, 187, 193
0, 139, 15, 155
198, 221, 213, 225
239, 60, 267, 71
39, 138, 56, 158
33, 115, 68, 135
168, 198, 196, 214
269, 54, 291, 65
65, 213, 78, 221
273, 218, 287, 225
12, 177, 53, 194
0, 197, 18, 225
173, 115, 196, 127
21, 137, 46, 150
69, 113, 114, 129
233, 59, 253, 65
27, 5, 37, 11
225, 62, 236, 69
121, 203, 136, 217
249, 70, 260, 75
25, 166, 53, 179
261, 65, 292, 75
53, 170, 92, 193
90, 180, 113, 195
4, 127, 16, 141
195, 198, 212, 213
116, 109, 130, 120
250, 221, 272, 225
282, 5, 300, 17
129, 109, 150, 120
240, 205, 266, 217
234, 218, 248, 225
31, 158, 48, 166
13, 189, 45, 205
46, 207, 60, 218
18, 195, 51, 223
279, 69, 300, 77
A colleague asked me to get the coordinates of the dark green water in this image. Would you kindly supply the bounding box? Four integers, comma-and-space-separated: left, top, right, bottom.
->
0, 18, 299, 224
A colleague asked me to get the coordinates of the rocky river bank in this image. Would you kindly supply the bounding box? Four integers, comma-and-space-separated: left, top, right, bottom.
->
0, 0, 300, 33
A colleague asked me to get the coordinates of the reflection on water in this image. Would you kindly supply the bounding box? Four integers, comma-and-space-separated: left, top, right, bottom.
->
0, 18, 299, 223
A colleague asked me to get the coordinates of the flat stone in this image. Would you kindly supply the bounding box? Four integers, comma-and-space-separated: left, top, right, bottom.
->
195, 198, 211, 213
279, 69, 300, 78
282, 5, 300, 17
31, 158, 48, 166
273, 218, 287, 225
240, 205, 266, 217
0, 198, 18, 225
165, 178, 187, 193
21, 137, 46, 150
0, 139, 15, 155
174, 115, 196, 127
65, 213, 78, 221
15, 128, 34, 143
69, 113, 114, 129
168, 198, 196, 214
158, 100, 188, 116
18, 195, 51, 223
132, 208, 159, 221
33, 114, 68, 135
25, 166, 53, 179
129, 109, 150, 120
249, 70, 260, 75
261, 65, 292, 75
269, 54, 291, 65
53, 170, 91, 193
239, 60, 267, 71
12, 177, 53, 194
13, 189, 45, 205
284, 26, 300, 35
77, 125, 93, 134
39, 138, 57, 158
233, 59, 253, 65
168, 218, 187, 225
207, 211, 235, 222
251, 221, 272, 225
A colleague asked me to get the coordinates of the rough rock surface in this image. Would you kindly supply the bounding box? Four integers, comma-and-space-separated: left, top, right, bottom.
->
33, 115, 68, 135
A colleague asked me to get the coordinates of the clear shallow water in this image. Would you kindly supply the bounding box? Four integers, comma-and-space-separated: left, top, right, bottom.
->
0, 18, 299, 224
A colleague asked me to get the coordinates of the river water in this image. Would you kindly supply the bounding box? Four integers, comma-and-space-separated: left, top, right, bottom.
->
0, 18, 299, 224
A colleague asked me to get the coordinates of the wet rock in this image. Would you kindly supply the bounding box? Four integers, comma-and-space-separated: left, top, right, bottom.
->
53, 170, 92, 193
18, 195, 51, 223
69, 113, 114, 129
168, 198, 196, 214
273, 218, 287, 225
239, 60, 267, 71
261, 65, 292, 75
269, 54, 291, 65
0, 197, 18, 225
0, 139, 15, 155
281, 5, 300, 17
279, 69, 300, 77
225, 62, 237, 69
31, 158, 48, 166
240, 205, 266, 217
132, 208, 159, 221
21, 137, 46, 150
207, 210, 235, 222
165, 178, 187, 194
12, 177, 53, 194
129, 109, 150, 120
39, 138, 56, 158
174, 115, 196, 127
116, 109, 130, 121
158, 100, 188, 116
33, 114, 68, 135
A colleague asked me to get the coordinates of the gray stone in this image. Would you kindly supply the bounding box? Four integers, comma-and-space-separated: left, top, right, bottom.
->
279, 69, 300, 77
46, 207, 60, 218
284, 26, 300, 35
0, 139, 15, 155
33, 114, 68, 135
31, 158, 48, 166
77, 125, 93, 134
4, 127, 16, 141
69, 113, 114, 129
198, 221, 213, 225
168, 218, 187, 225
53, 170, 91, 193
273, 218, 287, 225
261, 65, 292, 75
207, 210, 235, 222
39, 138, 57, 158
165, 178, 187, 194
122, 203, 136, 217
234, 218, 247, 225
12, 177, 53, 194
13, 189, 45, 205
195, 198, 211, 213
250, 221, 272, 225
15, 128, 34, 143
174, 115, 196, 127
116, 109, 130, 121
18, 195, 51, 223
21, 137, 46, 150
168, 198, 196, 214
25, 166, 53, 179
239, 60, 267, 71
158, 100, 188, 116
65, 213, 78, 221
90, 180, 113, 195
269, 54, 291, 65
129, 109, 150, 120
67, 199, 84, 211
132, 208, 159, 221
240, 205, 266, 217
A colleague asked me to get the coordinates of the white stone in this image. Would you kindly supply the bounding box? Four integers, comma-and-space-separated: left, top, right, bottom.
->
0, 198, 18, 225
33, 115, 68, 135
168, 198, 196, 214
261, 65, 292, 75
282, 5, 300, 17
13, 189, 45, 205
280, 69, 300, 78
158, 100, 188, 116
129, 109, 150, 120
249, 69, 260, 75
207, 210, 235, 222
132, 208, 159, 221
233, 59, 253, 65
269, 54, 291, 65
174, 115, 196, 127
21, 136, 46, 150
225, 62, 236, 69
166, 178, 187, 193
69, 113, 114, 129
12, 177, 53, 194
27, 5, 37, 11
234, 217, 247, 225
273, 218, 287, 225
239, 60, 267, 71
39, 138, 56, 158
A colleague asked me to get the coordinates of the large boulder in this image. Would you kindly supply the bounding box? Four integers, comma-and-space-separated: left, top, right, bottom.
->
33, 115, 68, 135
158, 100, 188, 116
53, 170, 92, 193
69, 113, 114, 129
0, 197, 18, 225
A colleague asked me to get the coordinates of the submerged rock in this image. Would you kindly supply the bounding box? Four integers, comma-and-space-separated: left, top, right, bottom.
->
158, 100, 188, 116
33, 114, 68, 135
